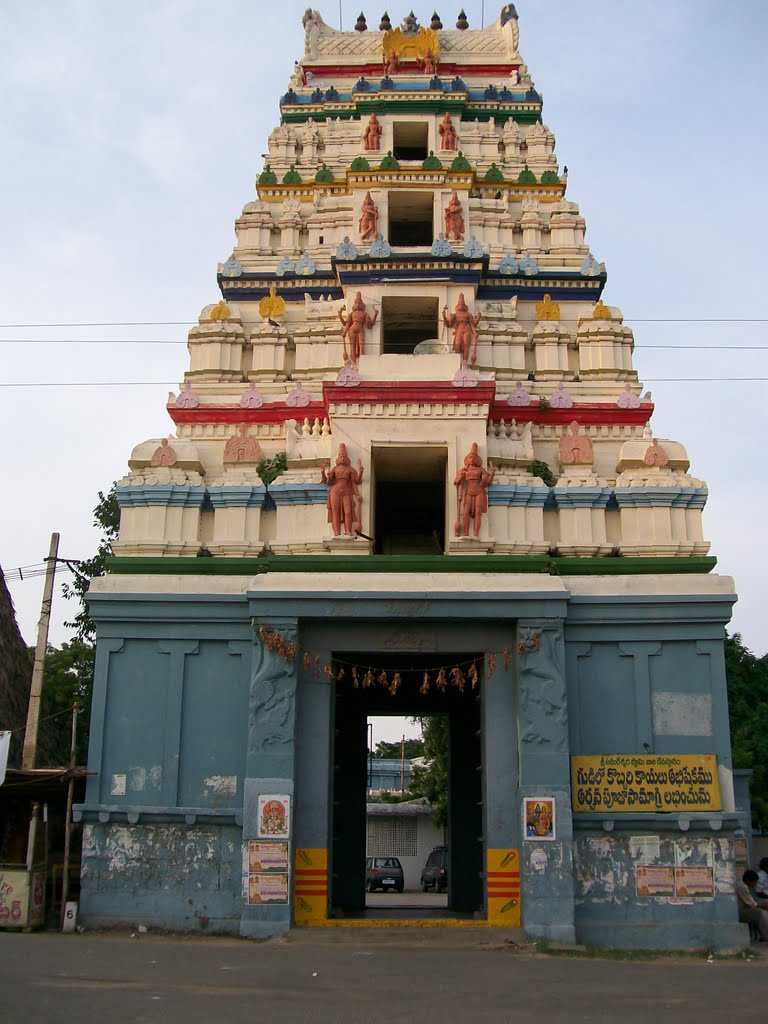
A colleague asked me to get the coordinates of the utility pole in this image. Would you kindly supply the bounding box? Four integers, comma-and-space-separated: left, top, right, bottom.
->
22, 532, 60, 770
60, 704, 78, 929
400, 734, 405, 793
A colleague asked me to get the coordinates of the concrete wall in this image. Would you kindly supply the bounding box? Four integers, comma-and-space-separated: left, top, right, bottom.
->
77, 571, 749, 950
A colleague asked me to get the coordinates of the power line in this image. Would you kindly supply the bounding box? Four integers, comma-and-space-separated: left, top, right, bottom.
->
3, 318, 768, 328
2, 378, 768, 389
2, 339, 768, 350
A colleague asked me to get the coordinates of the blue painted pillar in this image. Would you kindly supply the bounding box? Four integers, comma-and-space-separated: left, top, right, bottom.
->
517, 619, 576, 943
240, 617, 298, 939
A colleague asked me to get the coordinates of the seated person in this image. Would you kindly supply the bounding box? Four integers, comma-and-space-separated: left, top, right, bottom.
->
756, 857, 768, 898
735, 869, 768, 941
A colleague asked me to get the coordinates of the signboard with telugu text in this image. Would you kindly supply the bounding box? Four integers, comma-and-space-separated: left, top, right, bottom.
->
571, 754, 721, 813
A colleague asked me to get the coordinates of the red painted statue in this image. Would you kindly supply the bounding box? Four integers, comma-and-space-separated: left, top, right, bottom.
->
384, 51, 399, 75
362, 114, 382, 151
438, 113, 458, 150
422, 51, 438, 75
444, 191, 464, 241
559, 421, 593, 466
338, 291, 378, 365
322, 443, 363, 537
358, 191, 379, 241
454, 443, 495, 538
442, 292, 481, 366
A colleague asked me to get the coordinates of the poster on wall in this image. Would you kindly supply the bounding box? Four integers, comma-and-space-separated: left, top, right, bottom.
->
248, 873, 289, 906
570, 754, 721, 813
248, 841, 289, 873
523, 797, 556, 841
257, 795, 291, 839
674, 867, 715, 898
635, 865, 675, 897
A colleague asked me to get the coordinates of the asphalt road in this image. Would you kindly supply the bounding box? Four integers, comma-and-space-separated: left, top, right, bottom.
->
1, 930, 765, 1024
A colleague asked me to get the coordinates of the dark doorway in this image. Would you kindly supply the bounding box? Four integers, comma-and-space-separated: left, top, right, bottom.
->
392, 121, 429, 162
381, 296, 439, 354
330, 654, 484, 919
388, 191, 434, 246
373, 447, 446, 555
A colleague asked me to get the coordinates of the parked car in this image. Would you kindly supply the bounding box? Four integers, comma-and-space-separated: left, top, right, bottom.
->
365, 856, 404, 893
420, 845, 448, 892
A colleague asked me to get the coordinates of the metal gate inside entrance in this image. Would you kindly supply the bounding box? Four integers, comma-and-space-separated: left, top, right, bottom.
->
330, 654, 484, 919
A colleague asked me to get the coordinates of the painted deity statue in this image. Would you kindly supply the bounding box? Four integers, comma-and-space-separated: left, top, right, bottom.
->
438, 113, 458, 150
559, 421, 593, 466
384, 51, 399, 76
643, 439, 669, 468
444, 191, 464, 241
454, 443, 495, 538
422, 51, 438, 75
442, 292, 481, 366
362, 114, 382, 151
338, 291, 378, 365
358, 191, 379, 241
150, 438, 177, 467
322, 443, 363, 537
223, 423, 262, 464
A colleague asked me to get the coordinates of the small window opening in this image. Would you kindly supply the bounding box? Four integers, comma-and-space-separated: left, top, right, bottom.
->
382, 296, 439, 354
388, 190, 434, 247
319, 234, 324, 245
373, 447, 446, 555
392, 121, 429, 161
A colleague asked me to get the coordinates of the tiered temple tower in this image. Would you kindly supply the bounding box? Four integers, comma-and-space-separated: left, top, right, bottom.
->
79, 8, 748, 951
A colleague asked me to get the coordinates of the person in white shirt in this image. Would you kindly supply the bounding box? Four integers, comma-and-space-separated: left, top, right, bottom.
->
756, 857, 768, 898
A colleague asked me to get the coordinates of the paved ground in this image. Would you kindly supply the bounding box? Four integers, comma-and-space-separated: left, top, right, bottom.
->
366, 891, 448, 909
1, 929, 765, 1024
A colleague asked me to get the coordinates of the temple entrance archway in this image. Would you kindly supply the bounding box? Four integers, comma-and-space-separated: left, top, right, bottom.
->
330, 653, 483, 919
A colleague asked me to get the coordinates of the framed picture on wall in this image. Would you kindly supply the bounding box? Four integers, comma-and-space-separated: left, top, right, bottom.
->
523, 797, 556, 841
257, 794, 291, 839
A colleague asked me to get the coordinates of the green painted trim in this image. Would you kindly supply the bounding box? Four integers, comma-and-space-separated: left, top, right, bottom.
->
106, 555, 717, 577
280, 100, 540, 126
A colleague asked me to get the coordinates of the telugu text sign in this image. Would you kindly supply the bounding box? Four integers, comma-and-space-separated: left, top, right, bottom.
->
571, 754, 721, 813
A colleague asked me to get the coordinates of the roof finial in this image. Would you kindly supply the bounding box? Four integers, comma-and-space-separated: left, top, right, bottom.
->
355, 11, 367, 32
430, 11, 443, 30
456, 9, 469, 30
379, 11, 392, 31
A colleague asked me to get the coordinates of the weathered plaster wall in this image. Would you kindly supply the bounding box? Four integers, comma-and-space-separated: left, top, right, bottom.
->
80, 823, 242, 933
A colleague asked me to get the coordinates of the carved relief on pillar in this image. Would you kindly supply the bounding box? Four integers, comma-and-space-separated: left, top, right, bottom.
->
248, 623, 298, 757
438, 112, 458, 150
224, 424, 263, 465
321, 443, 363, 536
338, 292, 378, 365
559, 421, 593, 467
517, 623, 568, 751
454, 443, 495, 537
442, 292, 481, 366
362, 114, 382, 151
444, 191, 465, 240
358, 191, 379, 240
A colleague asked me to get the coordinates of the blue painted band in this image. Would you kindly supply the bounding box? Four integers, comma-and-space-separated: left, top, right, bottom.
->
488, 484, 550, 507
116, 485, 206, 508
553, 487, 613, 509
207, 486, 267, 509
615, 488, 708, 509
270, 483, 328, 506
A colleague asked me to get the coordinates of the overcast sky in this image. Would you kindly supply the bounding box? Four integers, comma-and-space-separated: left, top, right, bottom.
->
3, 0, 767, 714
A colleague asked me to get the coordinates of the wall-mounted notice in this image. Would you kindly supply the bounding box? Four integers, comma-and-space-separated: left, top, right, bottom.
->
674, 867, 715, 898
248, 873, 289, 905
248, 841, 289, 873
571, 754, 721, 813
257, 795, 291, 839
523, 797, 556, 841
635, 865, 675, 897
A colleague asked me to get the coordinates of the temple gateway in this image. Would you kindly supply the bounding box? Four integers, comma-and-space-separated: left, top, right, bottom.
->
78, 7, 750, 950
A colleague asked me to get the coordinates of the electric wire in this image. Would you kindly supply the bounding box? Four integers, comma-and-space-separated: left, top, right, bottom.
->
2, 318, 768, 328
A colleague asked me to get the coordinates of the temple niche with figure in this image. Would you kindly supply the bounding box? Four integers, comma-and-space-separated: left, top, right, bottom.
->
79, 6, 748, 955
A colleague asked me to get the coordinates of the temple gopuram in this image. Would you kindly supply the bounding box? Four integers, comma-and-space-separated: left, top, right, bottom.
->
78, 7, 750, 950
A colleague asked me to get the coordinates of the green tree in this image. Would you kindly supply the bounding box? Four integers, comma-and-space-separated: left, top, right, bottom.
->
62, 486, 120, 642
725, 633, 768, 831
408, 715, 449, 827
37, 640, 95, 766
373, 738, 424, 759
